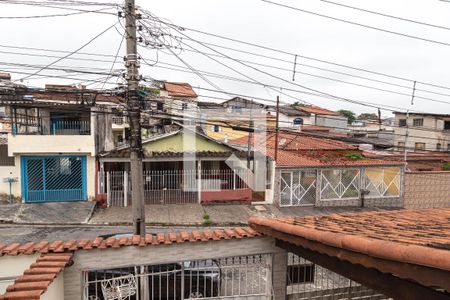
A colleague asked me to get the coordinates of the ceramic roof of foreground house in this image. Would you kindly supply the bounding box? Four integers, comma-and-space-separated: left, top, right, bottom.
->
249, 207, 450, 293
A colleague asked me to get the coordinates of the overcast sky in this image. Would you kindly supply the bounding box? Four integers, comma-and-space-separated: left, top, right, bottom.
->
1, 0, 450, 116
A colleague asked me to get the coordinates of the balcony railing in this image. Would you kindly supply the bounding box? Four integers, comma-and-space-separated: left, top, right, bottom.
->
50, 120, 90, 135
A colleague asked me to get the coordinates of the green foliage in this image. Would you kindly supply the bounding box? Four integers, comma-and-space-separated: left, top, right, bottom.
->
343, 153, 364, 160
337, 110, 356, 124
358, 113, 378, 120
202, 213, 213, 226
290, 101, 302, 107
442, 163, 450, 171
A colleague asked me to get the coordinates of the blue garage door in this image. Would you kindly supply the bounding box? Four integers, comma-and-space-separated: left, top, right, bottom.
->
21, 156, 87, 202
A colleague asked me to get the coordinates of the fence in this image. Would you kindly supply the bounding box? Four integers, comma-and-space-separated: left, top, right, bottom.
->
101, 169, 251, 206
287, 253, 391, 300
84, 254, 272, 300
279, 167, 402, 207
404, 171, 450, 209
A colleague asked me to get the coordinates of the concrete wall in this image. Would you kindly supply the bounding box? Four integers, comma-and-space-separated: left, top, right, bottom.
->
0, 254, 39, 294
63, 237, 286, 300
0, 164, 19, 199
404, 171, 450, 209
7, 134, 96, 156
41, 272, 64, 300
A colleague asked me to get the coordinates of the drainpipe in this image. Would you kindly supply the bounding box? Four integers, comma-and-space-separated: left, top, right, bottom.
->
360, 189, 370, 207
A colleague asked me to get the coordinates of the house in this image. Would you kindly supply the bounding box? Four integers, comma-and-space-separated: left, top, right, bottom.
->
295, 104, 348, 132
110, 81, 199, 146
98, 127, 263, 205
266, 105, 311, 128
1, 208, 449, 300
0, 85, 119, 203
230, 130, 404, 208
393, 111, 450, 151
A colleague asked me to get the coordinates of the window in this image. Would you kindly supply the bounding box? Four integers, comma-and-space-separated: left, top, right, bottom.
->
287, 263, 315, 284
413, 118, 424, 127
444, 121, 450, 130
213, 125, 220, 132
397, 142, 405, 149
231, 105, 242, 113
293, 117, 303, 125
415, 142, 426, 151
156, 102, 163, 111
181, 103, 188, 110
398, 119, 407, 127
437, 143, 442, 151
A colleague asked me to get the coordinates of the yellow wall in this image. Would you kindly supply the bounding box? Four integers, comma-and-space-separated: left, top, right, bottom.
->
204, 119, 276, 142
143, 133, 230, 152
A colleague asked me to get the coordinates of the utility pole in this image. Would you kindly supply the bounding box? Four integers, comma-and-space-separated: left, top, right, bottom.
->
404, 81, 416, 164
247, 99, 254, 170
125, 0, 145, 236
274, 96, 280, 162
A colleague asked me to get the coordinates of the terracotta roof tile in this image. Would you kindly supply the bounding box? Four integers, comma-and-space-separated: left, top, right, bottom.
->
163, 82, 197, 98
249, 208, 450, 272
0, 253, 72, 300
0, 228, 260, 257
295, 105, 340, 116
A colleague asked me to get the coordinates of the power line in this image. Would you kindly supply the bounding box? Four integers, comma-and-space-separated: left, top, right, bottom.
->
260, 0, 450, 47
320, 0, 450, 31
161, 39, 450, 105
14, 21, 118, 82
143, 12, 450, 91
0, 6, 114, 19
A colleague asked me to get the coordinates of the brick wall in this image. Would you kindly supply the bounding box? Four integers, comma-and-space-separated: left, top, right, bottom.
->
63, 237, 286, 300
404, 171, 450, 209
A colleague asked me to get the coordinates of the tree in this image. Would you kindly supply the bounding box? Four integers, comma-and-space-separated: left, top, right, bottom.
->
338, 109, 356, 124
358, 113, 378, 120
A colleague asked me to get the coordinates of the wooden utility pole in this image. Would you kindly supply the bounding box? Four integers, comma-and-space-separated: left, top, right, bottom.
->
125, 0, 145, 236
274, 95, 280, 162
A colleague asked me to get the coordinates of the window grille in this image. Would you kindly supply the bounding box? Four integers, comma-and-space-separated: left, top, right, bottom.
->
413, 118, 423, 127
362, 168, 401, 198
84, 254, 272, 300
320, 169, 360, 200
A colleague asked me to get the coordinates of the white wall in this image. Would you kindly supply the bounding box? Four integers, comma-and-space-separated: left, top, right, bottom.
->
8, 134, 96, 156
41, 272, 64, 300
0, 254, 39, 294
394, 114, 450, 151
0, 164, 19, 198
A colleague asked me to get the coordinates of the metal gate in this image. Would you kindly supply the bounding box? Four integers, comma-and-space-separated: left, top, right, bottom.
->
21, 156, 87, 202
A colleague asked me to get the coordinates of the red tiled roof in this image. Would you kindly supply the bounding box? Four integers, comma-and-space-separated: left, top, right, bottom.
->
249, 208, 450, 272
0, 227, 260, 257
295, 105, 340, 116
300, 125, 332, 131
230, 132, 402, 167
0, 253, 72, 300
164, 82, 197, 98
230, 131, 355, 151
